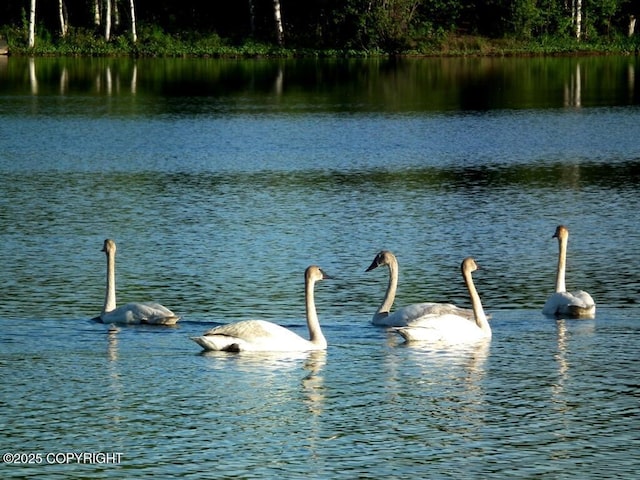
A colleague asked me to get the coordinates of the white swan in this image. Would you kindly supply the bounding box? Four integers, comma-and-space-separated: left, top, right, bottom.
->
393, 257, 492, 343
365, 250, 474, 327
96, 239, 180, 325
191, 265, 330, 352
542, 225, 596, 318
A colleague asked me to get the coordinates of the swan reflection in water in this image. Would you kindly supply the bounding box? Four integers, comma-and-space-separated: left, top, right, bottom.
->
552, 317, 596, 408
396, 336, 491, 380
302, 351, 327, 416
550, 317, 596, 460
198, 347, 327, 460
383, 333, 491, 439
106, 325, 124, 425
107, 324, 120, 362
301, 350, 327, 462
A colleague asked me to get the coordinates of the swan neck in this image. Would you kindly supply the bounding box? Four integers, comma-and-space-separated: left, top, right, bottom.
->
305, 278, 326, 347
555, 234, 567, 293
103, 249, 117, 314
463, 268, 490, 335
377, 257, 398, 316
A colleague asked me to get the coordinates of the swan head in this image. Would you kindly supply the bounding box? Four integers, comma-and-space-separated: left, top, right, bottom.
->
102, 238, 116, 254
306, 265, 332, 282
365, 250, 395, 272
461, 257, 480, 275
553, 225, 569, 240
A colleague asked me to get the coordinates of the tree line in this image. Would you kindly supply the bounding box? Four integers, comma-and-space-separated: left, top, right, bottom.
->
2, 0, 639, 54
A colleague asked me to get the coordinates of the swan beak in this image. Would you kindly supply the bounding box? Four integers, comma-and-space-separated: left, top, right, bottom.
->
365, 258, 380, 272
320, 270, 333, 280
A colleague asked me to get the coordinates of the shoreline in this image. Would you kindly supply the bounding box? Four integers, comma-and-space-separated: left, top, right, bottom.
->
2, 33, 639, 59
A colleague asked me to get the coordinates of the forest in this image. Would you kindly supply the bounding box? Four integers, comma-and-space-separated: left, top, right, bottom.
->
1, 0, 639, 56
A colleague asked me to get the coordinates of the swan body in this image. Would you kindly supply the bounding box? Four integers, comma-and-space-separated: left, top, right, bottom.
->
366, 250, 474, 327
101, 302, 179, 325
394, 257, 492, 343
191, 265, 330, 352
542, 225, 595, 318
97, 239, 180, 325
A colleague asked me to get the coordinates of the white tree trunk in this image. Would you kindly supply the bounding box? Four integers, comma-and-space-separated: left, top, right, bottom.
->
248, 0, 255, 36
94, 0, 101, 26
105, 0, 112, 41
273, 0, 284, 46
130, 0, 138, 43
629, 15, 636, 37
28, 0, 36, 48
575, 0, 582, 40
58, 0, 68, 37
114, 0, 120, 28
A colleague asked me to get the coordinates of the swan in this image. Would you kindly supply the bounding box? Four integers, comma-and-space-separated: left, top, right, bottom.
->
365, 250, 474, 327
542, 225, 596, 318
191, 265, 330, 352
393, 257, 492, 343
95, 239, 180, 325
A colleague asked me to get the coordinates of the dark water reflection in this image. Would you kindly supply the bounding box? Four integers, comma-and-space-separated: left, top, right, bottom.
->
1, 55, 638, 114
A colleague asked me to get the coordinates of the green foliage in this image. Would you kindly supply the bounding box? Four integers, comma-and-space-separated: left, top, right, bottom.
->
2, 0, 638, 58
511, 0, 539, 39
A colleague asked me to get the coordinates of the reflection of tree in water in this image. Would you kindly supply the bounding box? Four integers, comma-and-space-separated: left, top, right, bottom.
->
564, 63, 582, 108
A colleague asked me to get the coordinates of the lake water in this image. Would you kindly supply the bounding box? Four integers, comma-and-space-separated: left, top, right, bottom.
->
1, 56, 639, 478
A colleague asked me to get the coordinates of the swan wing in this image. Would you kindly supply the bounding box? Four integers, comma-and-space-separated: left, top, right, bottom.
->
374, 302, 474, 327
573, 290, 596, 308
193, 320, 314, 352
101, 302, 180, 325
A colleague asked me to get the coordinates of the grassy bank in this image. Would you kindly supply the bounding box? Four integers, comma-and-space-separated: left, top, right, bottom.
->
2, 25, 640, 58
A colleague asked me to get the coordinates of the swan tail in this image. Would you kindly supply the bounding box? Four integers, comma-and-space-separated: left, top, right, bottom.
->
143, 315, 180, 326
392, 326, 434, 343
393, 325, 465, 343
191, 335, 243, 351
566, 303, 596, 318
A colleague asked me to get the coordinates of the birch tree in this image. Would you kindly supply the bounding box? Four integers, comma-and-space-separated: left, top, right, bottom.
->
273, 0, 284, 46
28, 0, 36, 48
130, 0, 138, 43
114, 0, 120, 29
248, 0, 256, 36
58, 0, 68, 37
94, 0, 101, 26
105, 0, 112, 41
573, 0, 583, 40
